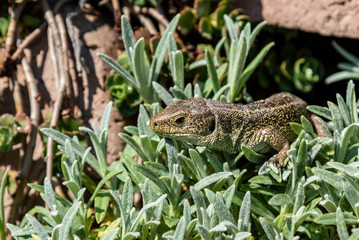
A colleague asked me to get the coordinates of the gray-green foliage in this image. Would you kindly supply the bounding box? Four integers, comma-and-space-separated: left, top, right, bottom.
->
326, 41, 359, 84
7, 12, 359, 240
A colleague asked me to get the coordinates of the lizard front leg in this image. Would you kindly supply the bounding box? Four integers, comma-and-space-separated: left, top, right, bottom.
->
243, 126, 290, 166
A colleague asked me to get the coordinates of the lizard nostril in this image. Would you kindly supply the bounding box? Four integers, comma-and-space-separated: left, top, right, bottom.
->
154, 122, 158, 127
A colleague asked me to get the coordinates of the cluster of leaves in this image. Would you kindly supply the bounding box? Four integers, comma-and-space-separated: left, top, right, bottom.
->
0, 113, 30, 152
39, 117, 87, 175
178, 0, 249, 40
260, 45, 324, 93
0, 16, 9, 46
326, 41, 359, 84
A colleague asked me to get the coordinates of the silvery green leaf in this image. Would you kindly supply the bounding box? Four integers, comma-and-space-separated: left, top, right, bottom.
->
184, 83, 193, 98
79, 127, 107, 175
120, 133, 149, 162
121, 16, 136, 66
250, 21, 267, 47
101, 228, 119, 240
129, 194, 167, 232
293, 181, 305, 214
133, 164, 170, 195
59, 201, 81, 240
312, 167, 343, 190
229, 36, 247, 102
85, 169, 122, 215
307, 105, 332, 120
239, 42, 274, 91
122, 178, 134, 219
223, 185, 235, 209
268, 194, 291, 206
238, 191, 251, 232
342, 177, 359, 215
259, 217, 278, 240
40, 128, 101, 177
183, 200, 191, 226
320, 199, 337, 213
101, 101, 113, 132
214, 37, 226, 65
189, 149, 208, 179
190, 187, 206, 224
212, 84, 230, 101
44, 178, 60, 218
97, 53, 137, 88
172, 51, 184, 90
328, 161, 359, 178
194, 84, 202, 98
196, 225, 210, 240
205, 189, 236, 224
205, 49, 220, 93
315, 212, 359, 225
25, 214, 49, 240
224, 15, 238, 42
337, 207, 349, 240
326, 71, 359, 84
346, 80, 358, 123
234, 232, 252, 240
209, 222, 227, 233
173, 217, 186, 240
337, 93, 351, 126
166, 138, 180, 175
332, 41, 359, 65
170, 86, 188, 100
133, 38, 150, 101
149, 14, 179, 83
222, 220, 240, 234
153, 82, 173, 106
123, 232, 140, 240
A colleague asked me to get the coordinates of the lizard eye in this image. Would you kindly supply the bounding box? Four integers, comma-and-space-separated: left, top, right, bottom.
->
209, 119, 215, 132
175, 117, 185, 126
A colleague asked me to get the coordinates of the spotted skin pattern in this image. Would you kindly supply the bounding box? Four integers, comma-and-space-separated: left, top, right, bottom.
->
150, 92, 309, 166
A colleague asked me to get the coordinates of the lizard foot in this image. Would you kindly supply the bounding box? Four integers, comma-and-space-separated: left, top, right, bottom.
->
268, 143, 290, 167
268, 152, 287, 167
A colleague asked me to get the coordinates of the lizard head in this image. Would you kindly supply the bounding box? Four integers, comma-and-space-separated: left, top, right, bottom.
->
150, 98, 215, 144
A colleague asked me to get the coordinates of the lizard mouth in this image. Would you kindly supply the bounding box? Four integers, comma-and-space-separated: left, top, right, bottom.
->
154, 132, 197, 141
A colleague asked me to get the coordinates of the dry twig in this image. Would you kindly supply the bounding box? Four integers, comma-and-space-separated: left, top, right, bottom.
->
5, 1, 27, 52
129, 5, 157, 35
111, 0, 122, 28
133, 5, 169, 28
21, 54, 40, 177
11, 23, 48, 62
56, 14, 75, 109
42, 0, 67, 179
48, 27, 60, 89
10, 0, 74, 62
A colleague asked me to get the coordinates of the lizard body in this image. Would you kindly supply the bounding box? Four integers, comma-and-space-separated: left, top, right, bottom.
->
150, 92, 310, 165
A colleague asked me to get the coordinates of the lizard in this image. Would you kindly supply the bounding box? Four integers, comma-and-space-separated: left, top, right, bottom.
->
149, 92, 311, 166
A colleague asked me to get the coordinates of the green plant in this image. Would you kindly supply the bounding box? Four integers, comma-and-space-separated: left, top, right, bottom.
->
0, 114, 30, 152
178, 0, 249, 40
261, 45, 324, 92
10, 11, 359, 240
326, 41, 359, 84
98, 14, 180, 105
106, 52, 142, 117
39, 117, 87, 175
0, 169, 9, 240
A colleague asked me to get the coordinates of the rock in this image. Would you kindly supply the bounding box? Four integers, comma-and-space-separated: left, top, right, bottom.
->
234, 0, 359, 39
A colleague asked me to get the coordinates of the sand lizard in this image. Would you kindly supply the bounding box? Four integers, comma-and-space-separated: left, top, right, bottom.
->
149, 92, 310, 165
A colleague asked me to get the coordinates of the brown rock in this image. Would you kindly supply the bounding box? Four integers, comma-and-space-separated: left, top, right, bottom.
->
234, 0, 359, 39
